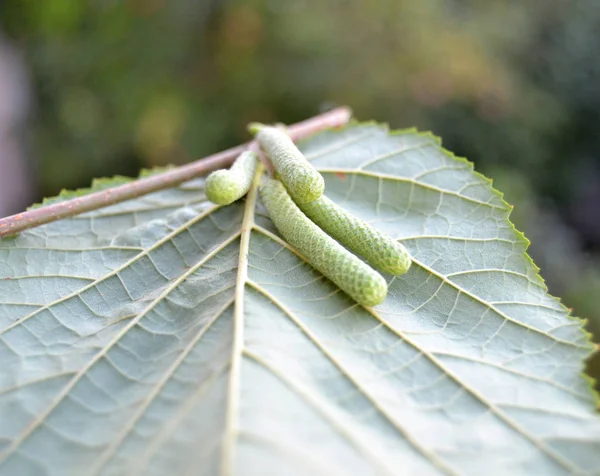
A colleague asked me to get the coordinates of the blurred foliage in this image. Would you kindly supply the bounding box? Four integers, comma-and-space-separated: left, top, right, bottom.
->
1, 0, 599, 387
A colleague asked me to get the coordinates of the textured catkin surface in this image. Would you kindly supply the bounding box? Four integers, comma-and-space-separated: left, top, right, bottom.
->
260, 179, 387, 307
256, 126, 324, 203
205, 151, 259, 205
299, 194, 412, 275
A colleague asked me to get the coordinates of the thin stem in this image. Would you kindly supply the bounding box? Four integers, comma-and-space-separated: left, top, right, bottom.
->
0, 107, 352, 238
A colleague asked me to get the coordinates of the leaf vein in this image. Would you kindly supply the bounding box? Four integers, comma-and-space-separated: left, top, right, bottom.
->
246, 280, 458, 476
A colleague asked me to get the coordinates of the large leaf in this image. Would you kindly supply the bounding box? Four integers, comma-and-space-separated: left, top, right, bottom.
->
0, 123, 598, 475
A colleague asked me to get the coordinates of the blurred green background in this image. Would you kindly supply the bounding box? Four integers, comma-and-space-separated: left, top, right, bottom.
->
1, 0, 599, 389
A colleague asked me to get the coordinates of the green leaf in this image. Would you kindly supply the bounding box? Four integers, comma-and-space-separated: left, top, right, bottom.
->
0, 123, 598, 475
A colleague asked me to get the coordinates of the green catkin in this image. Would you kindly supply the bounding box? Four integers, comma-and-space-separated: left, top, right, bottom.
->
260, 179, 387, 307
250, 124, 324, 203
205, 151, 259, 205
298, 195, 412, 275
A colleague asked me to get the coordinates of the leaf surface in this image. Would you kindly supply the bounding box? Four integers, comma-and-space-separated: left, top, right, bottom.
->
0, 123, 598, 476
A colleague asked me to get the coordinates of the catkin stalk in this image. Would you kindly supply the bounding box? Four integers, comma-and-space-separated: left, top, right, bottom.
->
260, 179, 387, 307
205, 151, 259, 205
251, 125, 324, 203
298, 195, 411, 275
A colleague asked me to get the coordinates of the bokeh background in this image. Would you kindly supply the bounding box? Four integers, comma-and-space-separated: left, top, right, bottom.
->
1, 0, 599, 388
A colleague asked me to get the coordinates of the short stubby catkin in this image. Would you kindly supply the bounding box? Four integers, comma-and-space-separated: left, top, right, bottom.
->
299, 195, 412, 275
260, 179, 387, 307
252, 125, 324, 203
205, 151, 259, 205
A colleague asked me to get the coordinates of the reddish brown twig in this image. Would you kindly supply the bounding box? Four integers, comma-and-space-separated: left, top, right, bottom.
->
0, 107, 352, 237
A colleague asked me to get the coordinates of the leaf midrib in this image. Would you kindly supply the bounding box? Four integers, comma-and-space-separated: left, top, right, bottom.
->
220, 162, 264, 476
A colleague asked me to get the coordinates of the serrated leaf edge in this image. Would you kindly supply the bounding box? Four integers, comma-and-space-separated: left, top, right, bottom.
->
299, 120, 599, 405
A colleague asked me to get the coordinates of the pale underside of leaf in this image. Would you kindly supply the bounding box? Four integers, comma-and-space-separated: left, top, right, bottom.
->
0, 123, 598, 476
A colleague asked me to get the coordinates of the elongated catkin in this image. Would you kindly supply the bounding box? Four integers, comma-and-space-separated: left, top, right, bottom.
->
205, 151, 259, 205
260, 179, 387, 306
251, 125, 324, 203
299, 195, 411, 275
